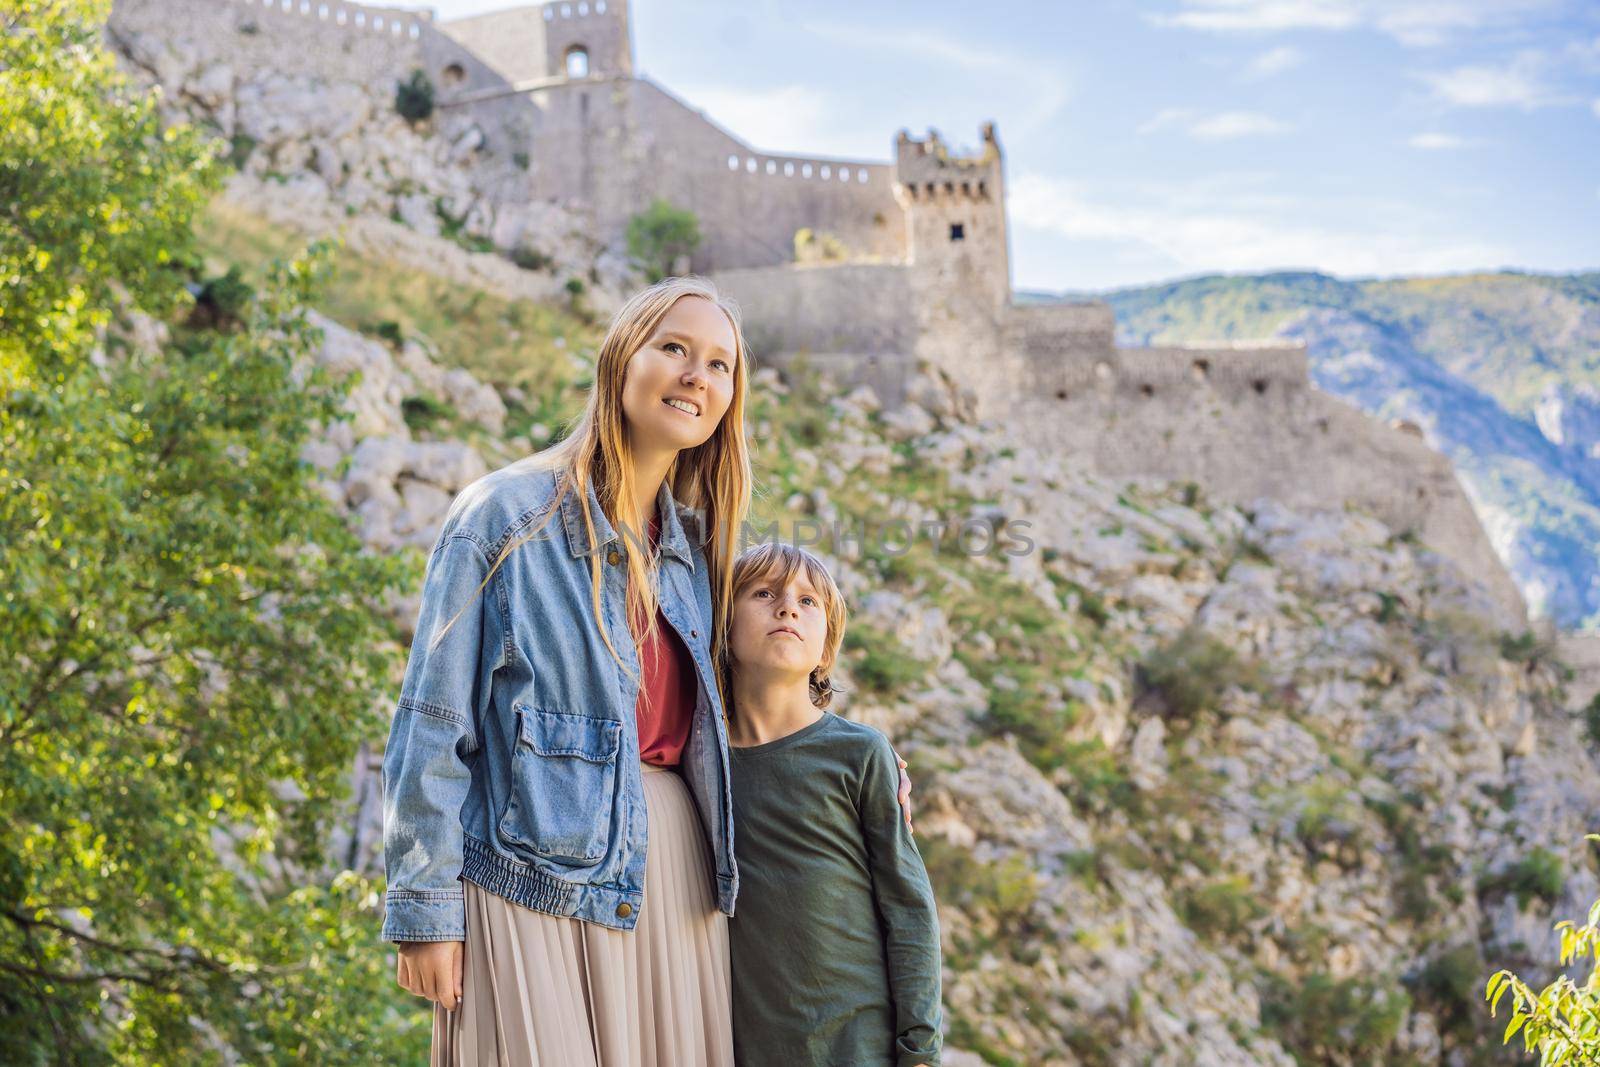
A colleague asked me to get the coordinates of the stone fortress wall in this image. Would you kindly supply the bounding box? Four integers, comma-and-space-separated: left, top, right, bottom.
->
107, 0, 1535, 625
109, 0, 430, 85
516, 75, 906, 270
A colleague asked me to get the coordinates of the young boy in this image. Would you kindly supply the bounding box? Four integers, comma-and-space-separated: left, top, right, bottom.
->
724, 542, 943, 1067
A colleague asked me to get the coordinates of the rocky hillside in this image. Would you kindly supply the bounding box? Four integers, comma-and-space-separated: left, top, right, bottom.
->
255, 274, 1600, 1062
105, 23, 1600, 1062
753, 367, 1600, 1066
107, 0, 638, 308
1030, 272, 1600, 631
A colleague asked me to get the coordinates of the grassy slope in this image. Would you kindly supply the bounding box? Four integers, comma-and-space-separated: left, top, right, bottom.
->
195, 197, 600, 449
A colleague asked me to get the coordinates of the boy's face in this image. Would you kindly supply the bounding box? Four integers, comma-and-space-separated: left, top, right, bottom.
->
729, 566, 829, 681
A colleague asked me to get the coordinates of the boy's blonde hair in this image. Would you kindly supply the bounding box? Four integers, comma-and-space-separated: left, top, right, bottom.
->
728, 543, 848, 709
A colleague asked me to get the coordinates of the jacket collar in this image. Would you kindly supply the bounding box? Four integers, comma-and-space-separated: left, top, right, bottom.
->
558, 471, 694, 570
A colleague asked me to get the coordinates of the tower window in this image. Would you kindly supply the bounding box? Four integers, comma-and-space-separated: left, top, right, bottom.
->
441, 63, 466, 88
949, 222, 964, 241
565, 46, 589, 77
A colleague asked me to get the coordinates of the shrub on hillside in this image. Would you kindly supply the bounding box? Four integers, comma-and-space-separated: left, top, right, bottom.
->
625, 197, 701, 283
1259, 972, 1411, 1062
1134, 623, 1263, 723
1479, 847, 1566, 910
395, 68, 435, 124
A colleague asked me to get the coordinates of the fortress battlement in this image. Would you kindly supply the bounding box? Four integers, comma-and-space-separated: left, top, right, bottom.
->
110, 0, 432, 85
894, 124, 1002, 202
233, 0, 429, 37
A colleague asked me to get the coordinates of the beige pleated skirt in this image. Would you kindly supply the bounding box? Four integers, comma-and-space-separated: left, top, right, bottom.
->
432, 760, 733, 1067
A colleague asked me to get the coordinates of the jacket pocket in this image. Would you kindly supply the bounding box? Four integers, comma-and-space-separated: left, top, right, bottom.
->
498, 703, 622, 866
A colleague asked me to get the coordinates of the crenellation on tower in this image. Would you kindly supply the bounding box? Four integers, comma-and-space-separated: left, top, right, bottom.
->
893, 122, 1010, 313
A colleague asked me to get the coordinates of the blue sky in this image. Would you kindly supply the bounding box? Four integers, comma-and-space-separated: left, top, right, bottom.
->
409, 0, 1599, 293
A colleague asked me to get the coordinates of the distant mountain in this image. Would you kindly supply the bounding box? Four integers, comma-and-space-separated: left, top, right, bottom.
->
1027, 271, 1600, 631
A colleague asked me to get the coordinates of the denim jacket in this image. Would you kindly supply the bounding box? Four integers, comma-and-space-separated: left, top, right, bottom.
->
380, 456, 737, 942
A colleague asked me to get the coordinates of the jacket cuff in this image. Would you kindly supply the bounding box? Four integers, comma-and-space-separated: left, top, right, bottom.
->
381, 887, 466, 943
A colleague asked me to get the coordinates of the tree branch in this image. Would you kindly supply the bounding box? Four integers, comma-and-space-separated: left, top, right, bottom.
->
3, 907, 233, 978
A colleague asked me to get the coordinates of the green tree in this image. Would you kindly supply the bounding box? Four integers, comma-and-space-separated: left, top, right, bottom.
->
1486, 833, 1600, 1065
2, 2, 424, 1060
625, 197, 701, 283
394, 68, 435, 125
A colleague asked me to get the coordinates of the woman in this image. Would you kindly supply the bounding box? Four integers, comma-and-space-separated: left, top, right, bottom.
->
380, 276, 914, 1066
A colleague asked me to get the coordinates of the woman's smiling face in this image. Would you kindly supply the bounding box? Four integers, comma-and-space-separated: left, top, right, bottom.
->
621, 295, 738, 457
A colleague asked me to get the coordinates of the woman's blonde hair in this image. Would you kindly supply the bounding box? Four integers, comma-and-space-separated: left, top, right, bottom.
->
435, 276, 753, 712
728, 542, 848, 709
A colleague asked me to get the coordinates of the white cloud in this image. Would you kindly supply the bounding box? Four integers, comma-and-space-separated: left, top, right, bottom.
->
1136, 107, 1197, 135
802, 21, 1073, 142
1008, 171, 1512, 278
1244, 45, 1306, 78
1371, 3, 1503, 47
1148, 0, 1360, 34
1409, 132, 1473, 149
1592, 98, 1600, 118
1145, 0, 1570, 48
670, 83, 874, 157
1138, 108, 1293, 138
1416, 50, 1562, 108
1567, 35, 1600, 72
1192, 111, 1294, 138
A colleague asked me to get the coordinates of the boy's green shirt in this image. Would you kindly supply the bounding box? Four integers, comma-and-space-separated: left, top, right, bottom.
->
727, 711, 943, 1067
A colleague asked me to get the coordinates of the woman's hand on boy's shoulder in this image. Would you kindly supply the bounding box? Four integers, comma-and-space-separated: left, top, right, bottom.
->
895, 752, 914, 834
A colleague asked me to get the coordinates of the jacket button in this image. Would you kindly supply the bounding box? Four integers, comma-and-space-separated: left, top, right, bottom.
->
691, 629, 698, 638
606, 549, 622, 566
616, 902, 633, 918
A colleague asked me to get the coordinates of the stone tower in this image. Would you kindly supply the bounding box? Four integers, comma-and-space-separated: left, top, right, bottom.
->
893, 122, 1011, 311
542, 0, 633, 80
892, 123, 1014, 407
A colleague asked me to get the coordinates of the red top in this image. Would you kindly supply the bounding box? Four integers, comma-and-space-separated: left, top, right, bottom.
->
634, 514, 696, 767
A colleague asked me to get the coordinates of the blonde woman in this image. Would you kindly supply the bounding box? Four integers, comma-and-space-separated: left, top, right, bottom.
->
380, 276, 913, 1066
